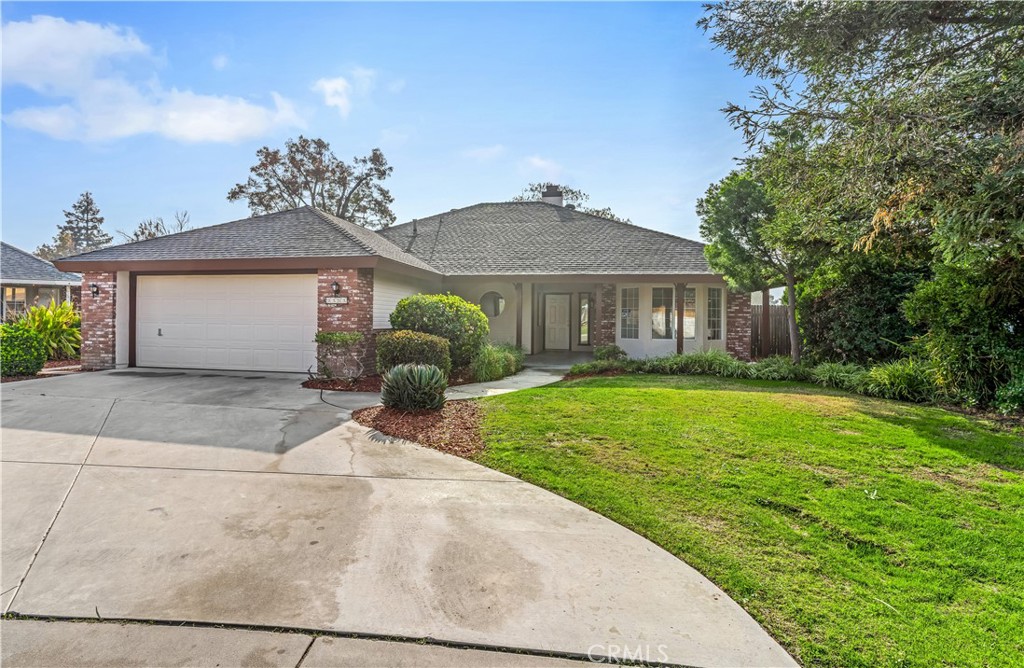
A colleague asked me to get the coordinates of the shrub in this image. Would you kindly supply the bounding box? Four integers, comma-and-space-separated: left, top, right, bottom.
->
19, 300, 81, 360
594, 344, 628, 361
390, 294, 489, 368
863, 358, 938, 403
376, 330, 451, 377
811, 362, 867, 392
748, 355, 811, 382
0, 323, 47, 377
471, 343, 527, 382
568, 359, 637, 376
381, 364, 447, 411
677, 349, 750, 378
313, 331, 365, 380
994, 377, 1024, 415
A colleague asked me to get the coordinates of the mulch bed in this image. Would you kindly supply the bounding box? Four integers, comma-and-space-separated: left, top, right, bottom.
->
352, 400, 484, 458
304, 369, 477, 393
44, 359, 81, 369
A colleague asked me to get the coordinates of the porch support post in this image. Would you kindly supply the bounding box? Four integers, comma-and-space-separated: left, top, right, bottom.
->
674, 283, 687, 355
514, 282, 523, 349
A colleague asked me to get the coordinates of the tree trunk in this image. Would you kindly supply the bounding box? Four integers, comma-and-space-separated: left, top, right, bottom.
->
785, 270, 801, 365
760, 286, 771, 359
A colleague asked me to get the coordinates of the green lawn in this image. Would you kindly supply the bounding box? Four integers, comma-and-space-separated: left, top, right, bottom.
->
476, 375, 1024, 667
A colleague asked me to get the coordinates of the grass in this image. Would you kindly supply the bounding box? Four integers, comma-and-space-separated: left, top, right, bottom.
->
476, 374, 1024, 667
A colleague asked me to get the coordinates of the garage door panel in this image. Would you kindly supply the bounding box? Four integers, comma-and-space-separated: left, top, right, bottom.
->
136, 275, 317, 372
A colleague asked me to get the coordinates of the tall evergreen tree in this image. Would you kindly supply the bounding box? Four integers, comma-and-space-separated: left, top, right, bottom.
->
37, 192, 112, 259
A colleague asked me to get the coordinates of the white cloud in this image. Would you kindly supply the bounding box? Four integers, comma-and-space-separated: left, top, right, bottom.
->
211, 53, 229, 71
462, 144, 506, 162
1, 15, 302, 143
387, 78, 406, 94
350, 66, 377, 94
312, 76, 353, 118
521, 155, 564, 180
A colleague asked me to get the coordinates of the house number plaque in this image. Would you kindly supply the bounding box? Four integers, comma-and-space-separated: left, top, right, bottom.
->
324, 296, 349, 305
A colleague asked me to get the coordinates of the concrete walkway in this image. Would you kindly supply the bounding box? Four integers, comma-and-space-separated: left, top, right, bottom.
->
1, 370, 795, 667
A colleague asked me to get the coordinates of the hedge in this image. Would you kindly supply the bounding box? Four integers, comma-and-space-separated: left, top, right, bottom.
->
376, 330, 452, 377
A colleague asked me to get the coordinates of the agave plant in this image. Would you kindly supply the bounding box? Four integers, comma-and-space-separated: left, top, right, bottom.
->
381, 363, 447, 411
19, 300, 82, 360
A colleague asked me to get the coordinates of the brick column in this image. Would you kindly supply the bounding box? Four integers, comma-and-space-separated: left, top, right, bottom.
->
594, 283, 616, 347
317, 268, 375, 374
80, 271, 117, 370
726, 289, 752, 361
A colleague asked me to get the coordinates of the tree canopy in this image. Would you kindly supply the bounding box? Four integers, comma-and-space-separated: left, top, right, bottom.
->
698, 0, 1024, 404
228, 136, 396, 229
513, 183, 632, 223
36, 192, 111, 260
117, 211, 192, 243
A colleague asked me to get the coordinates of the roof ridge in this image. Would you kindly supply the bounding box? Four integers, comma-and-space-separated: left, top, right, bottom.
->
306, 207, 378, 256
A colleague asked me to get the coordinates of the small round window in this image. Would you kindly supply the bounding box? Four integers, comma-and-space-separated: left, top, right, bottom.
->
480, 291, 505, 318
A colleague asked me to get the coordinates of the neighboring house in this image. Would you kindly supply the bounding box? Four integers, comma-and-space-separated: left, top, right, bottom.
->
54, 191, 751, 372
1, 242, 81, 320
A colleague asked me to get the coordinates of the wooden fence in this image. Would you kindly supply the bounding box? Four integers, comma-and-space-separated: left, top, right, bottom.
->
750, 305, 791, 358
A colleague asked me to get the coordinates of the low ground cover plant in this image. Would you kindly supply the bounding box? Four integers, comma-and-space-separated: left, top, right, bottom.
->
0, 323, 48, 377
381, 363, 447, 410
18, 300, 81, 360
377, 330, 452, 377
312, 331, 365, 380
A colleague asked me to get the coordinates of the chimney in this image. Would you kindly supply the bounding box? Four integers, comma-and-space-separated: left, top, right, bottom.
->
541, 184, 563, 207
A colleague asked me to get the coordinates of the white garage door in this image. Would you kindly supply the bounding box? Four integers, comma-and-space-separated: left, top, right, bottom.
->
136, 274, 317, 372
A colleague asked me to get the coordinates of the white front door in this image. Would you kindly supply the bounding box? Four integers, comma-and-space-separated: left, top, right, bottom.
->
136, 274, 317, 372
544, 294, 571, 350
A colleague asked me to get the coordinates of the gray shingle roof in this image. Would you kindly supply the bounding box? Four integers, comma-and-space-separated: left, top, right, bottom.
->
1, 242, 81, 284
380, 202, 712, 276
57, 206, 437, 273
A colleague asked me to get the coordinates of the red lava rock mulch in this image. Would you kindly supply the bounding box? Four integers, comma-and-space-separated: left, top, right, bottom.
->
352, 400, 483, 458
1, 375, 39, 383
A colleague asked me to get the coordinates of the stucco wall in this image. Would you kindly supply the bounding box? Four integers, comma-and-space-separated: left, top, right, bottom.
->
445, 279, 532, 352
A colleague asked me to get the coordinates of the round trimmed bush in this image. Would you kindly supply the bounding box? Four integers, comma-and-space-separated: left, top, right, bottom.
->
381, 363, 447, 411
377, 330, 452, 377
0, 323, 47, 377
389, 294, 489, 369
594, 344, 628, 361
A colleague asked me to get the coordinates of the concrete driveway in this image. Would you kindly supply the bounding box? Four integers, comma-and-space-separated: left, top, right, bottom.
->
1, 370, 795, 667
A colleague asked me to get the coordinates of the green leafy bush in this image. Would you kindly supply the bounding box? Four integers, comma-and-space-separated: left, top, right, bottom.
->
390, 294, 489, 368
471, 343, 526, 382
863, 358, 938, 403
676, 350, 749, 378
19, 300, 81, 360
811, 362, 867, 392
904, 264, 1023, 406
994, 378, 1024, 415
312, 330, 365, 379
569, 359, 637, 376
381, 363, 447, 411
748, 355, 811, 382
376, 330, 451, 377
0, 323, 47, 377
594, 344, 628, 361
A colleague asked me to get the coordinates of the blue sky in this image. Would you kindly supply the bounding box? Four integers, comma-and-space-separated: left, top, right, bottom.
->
1, 2, 756, 253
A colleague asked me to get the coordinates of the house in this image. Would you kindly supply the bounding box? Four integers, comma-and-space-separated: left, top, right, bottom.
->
54, 190, 751, 372
1, 242, 81, 320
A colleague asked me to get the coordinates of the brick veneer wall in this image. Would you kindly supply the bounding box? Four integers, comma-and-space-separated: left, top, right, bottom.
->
317, 268, 375, 374
80, 271, 117, 370
726, 289, 752, 362
595, 283, 616, 347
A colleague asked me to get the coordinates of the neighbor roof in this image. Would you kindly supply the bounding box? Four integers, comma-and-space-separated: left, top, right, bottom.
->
1, 242, 81, 284
380, 202, 712, 276
56, 206, 438, 273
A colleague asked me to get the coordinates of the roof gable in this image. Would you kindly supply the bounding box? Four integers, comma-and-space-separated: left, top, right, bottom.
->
1, 242, 81, 284
56, 206, 437, 273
